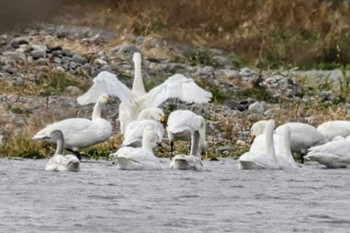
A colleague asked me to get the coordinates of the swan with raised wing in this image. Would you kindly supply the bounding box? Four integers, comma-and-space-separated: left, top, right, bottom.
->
77, 53, 212, 134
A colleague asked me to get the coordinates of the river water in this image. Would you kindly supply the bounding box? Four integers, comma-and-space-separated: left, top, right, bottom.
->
0, 158, 349, 233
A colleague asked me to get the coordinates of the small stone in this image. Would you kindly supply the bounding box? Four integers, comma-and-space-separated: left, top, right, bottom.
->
10, 37, 29, 48
65, 86, 82, 96
31, 50, 46, 59
236, 140, 246, 146
62, 49, 74, 57
53, 57, 62, 64
248, 101, 268, 114
216, 146, 232, 154
93, 58, 107, 66
199, 66, 214, 75
3, 51, 26, 62
35, 58, 49, 66
69, 61, 79, 69
239, 67, 254, 77
72, 54, 88, 64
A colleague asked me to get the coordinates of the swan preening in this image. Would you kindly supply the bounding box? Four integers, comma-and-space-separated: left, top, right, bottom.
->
166, 110, 207, 156
170, 130, 203, 170
33, 93, 113, 159
44, 130, 80, 172
77, 52, 212, 134
304, 136, 350, 168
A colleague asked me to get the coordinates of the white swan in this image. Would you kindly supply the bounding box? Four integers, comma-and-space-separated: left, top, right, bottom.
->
44, 130, 80, 172
251, 120, 326, 155
33, 93, 112, 159
170, 130, 203, 170
305, 136, 350, 168
122, 107, 165, 147
77, 54, 212, 134
317, 120, 350, 141
238, 119, 280, 170
276, 126, 298, 169
113, 126, 163, 170
166, 110, 207, 156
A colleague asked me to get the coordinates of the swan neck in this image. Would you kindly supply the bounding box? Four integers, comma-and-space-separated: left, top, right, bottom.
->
55, 136, 65, 155
190, 131, 201, 156
132, 57, 146, 95
92, 101, 103, 121
199, 119, 207, 153
265, 123, 276, 158
142, 134, 154, 152
283, 128, 291, 155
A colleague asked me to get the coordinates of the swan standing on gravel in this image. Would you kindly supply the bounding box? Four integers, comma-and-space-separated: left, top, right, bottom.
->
44, 130, 80, 172
238, 119, 280, 170
122, 107, 166, 147
317, 120, 350, 141
33, 93, 112, 159
77, 53, 212, 134
170, 130, 203, 170
251, 121, 326, 156
166, 110, 207, 157
304, 136, 350, 168
113, 126, 163, 170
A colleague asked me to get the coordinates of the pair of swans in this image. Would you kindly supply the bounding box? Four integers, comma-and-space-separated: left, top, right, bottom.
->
239, 119, 297, 170
33, 93, 113, 159
166, 110, 207, 157
305, 135, 350, 168
170, 130, 203, 170
44, 130, 80, 172
251, 120, 326, 156
112, 126, 163, 170
77, 52, 212, 134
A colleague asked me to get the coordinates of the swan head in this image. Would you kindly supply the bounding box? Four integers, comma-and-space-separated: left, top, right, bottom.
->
48, 129, 64, 141
132, 52, 142, 64
97, 93, 109, 105
250, 120, 268, 138
137, 107, 166, 122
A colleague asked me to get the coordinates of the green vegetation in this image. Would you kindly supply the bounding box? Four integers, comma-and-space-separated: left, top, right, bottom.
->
184, 48, 218, 67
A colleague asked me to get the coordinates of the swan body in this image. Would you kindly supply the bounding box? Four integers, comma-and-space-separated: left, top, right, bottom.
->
305, 136, 350, 168
251, 121, 326, 154
77, 53, 212, 134
44, 130, 80, 172
113, 126, 163, 170
33, 93, 112, 156
166, 110, 207, 155
317, 120, 350, 141
122, 108, 165, 147
239, 119, 280, 170
170, 130, 203, 170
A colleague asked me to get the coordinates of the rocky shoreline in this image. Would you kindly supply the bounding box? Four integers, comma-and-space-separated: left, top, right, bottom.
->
0, 23, 349, 159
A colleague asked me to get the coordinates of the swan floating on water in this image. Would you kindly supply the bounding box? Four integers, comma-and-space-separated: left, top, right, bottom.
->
317, 120, 350, 141
251, 120, 326, 156
304, 136, 350, 168
113, 126, 163, 170
44, 130, 80, 172
170, 130, 203, 170
166, 110, 207, 157
238, 119, 280, 170
33, 93, 113, 159
77, 52, 212, 134
122, 107, 165, 147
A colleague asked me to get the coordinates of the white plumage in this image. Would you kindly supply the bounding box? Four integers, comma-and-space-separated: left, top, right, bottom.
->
122, 108, 165, 147
33, 93, 112, 157
113, 126, 163, 170
44, 130, 80, 172
238, 119, 280, 170
317, 120, 350, 141
77, 53, 212, 134
166, 110, 207, 156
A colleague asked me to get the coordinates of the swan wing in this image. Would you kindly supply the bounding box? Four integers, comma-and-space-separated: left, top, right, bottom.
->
143, 74, 212, 107
77, 71, 133, 105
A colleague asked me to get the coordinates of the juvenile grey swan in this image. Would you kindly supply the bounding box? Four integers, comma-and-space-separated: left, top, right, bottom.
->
45, 130, 80, 172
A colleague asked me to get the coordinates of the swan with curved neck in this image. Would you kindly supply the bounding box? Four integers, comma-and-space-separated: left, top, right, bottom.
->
170, 130, 203, 170
45, 130, 80, 172
33, 93, 113, 159
238, 119, 279, 170
113, 126, 163, 170
277, 126, 297, 169
122, 107, 165, 147
77, 52, 212, 135
166, 110, 207, 158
